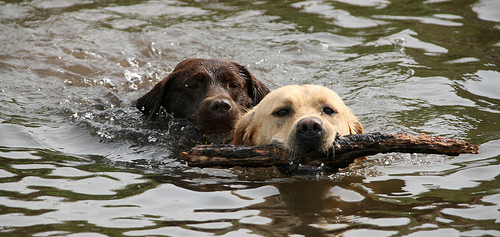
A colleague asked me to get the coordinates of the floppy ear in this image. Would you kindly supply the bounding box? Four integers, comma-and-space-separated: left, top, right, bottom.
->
348, 115, 364, 134
233, 110, 255, 145
237, 64, 270, 106
137, 58, 196, 119
136, 79, 168, 119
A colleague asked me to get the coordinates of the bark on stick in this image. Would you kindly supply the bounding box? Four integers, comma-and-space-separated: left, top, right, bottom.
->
181, 133, 478, 168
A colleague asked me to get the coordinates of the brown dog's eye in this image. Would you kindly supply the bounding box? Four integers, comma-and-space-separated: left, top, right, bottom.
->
229, 82, 239, 89
322, 107, 336, 115
185, 81, 201, 90
273, 108, 290, 117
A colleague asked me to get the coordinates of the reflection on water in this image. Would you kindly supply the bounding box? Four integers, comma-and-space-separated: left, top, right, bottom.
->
1, 0, 500, 236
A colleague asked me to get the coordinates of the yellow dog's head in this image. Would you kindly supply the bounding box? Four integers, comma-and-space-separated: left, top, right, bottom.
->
233, 85, 363, 156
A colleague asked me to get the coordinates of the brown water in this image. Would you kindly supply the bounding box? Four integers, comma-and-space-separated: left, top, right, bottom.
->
1, 0, 500, 236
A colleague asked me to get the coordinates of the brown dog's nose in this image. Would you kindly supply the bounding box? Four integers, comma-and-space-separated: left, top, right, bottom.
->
209, 99, 232, 115
296, 117, 324, 140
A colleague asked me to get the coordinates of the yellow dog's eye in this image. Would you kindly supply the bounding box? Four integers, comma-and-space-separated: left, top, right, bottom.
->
273, 108, 290, 117
322, 107, 336, 115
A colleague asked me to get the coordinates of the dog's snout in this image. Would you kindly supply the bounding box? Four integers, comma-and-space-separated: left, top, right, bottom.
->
209, 99, 232, 115
296, 117, 324, 139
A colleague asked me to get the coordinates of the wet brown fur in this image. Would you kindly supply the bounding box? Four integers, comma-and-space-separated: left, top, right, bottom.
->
136, 58, 270, 134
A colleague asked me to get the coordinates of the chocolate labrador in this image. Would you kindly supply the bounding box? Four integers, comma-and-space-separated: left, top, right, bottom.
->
136, 58, 270, 134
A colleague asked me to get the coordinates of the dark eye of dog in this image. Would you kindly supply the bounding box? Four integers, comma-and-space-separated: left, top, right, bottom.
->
273, 108, 290, 117
322, 107, 336, 115
185, 81, 201, 90
229, 82, 239, 89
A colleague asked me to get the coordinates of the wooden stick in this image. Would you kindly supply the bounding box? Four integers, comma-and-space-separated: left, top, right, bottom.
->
181, 133, 479, 168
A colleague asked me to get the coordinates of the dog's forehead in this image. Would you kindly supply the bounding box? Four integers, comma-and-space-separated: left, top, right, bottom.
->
258, 87, 300, 111
200, 61, 241, 80
173, 59, 242, 84
308, 88, 344, 103
175, 58, 236, 73
262, 85, 346, 109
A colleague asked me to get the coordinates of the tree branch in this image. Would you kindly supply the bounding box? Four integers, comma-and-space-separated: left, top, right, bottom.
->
181, 133, 478, 168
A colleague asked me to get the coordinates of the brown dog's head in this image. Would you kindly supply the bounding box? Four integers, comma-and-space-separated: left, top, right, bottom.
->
136, 58, 270, 134
234, 85, 363, 155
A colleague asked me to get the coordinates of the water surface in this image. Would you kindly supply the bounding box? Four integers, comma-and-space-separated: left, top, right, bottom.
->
1, 0, 499, 236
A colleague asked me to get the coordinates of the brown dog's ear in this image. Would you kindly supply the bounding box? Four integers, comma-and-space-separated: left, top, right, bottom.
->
237, 64, 270, 106
137, 58, 195, 119
348, 115, 364, 134
233, 110, 255, 145
136, 79, 167, 119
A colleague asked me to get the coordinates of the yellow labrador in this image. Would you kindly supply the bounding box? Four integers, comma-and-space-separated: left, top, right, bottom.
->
233, 85, 363, 156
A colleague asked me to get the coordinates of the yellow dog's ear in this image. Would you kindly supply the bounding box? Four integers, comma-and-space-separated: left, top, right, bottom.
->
348, 115, 364, 134
233, 110, 255, 145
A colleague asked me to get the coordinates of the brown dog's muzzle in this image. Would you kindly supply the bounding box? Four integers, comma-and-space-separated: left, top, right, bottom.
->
209, 99, 232, 116
197, 96, 241, 134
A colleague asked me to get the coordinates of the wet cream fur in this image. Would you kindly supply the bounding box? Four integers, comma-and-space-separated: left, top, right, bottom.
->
233, 85, 363, 154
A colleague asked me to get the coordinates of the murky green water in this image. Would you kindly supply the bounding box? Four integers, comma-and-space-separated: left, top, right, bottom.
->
1, 0, 499, 236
